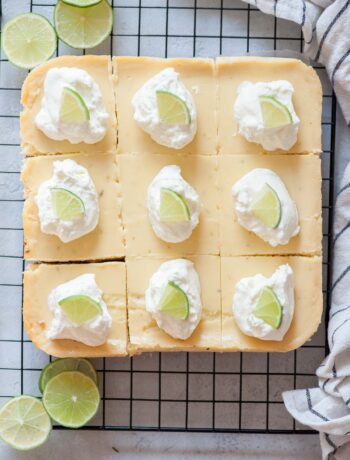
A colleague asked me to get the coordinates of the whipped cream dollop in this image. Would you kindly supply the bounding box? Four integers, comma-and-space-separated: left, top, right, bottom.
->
232, 168, 299, 247
145, 259, 202, 340
46, 274, 112, 347
234, 80, 300, 151
233, 264, 294, 341
36, 159, 99, 243
147, 165, 201, 243
35, 67, 109, 144
132, 68, 197, 149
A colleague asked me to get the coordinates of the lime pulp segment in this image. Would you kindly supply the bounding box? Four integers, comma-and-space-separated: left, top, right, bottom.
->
253, 286, 282, 329
58, 295, 102, 325
156, 90, 191, 125
0, 395, 51, 450
251, 183, 282, 229
159, 188, 190, 223
2, 13, 57, 69
43, 371, 100, 428
59, 87, 90, 124
50, 187, 85, 221
158, 281, 189, 320
62, 0, 103, 6
39, 358, 98, 393
259, 95, 293, 129
54, 0, 113, 49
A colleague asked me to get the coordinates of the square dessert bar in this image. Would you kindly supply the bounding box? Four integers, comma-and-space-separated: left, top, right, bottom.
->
119, 154, 220, 256
21, 55, 117, 156
23, 262, 127, 357
126, 255, 221, 354
114, 56, 217, 155
219, 154, 322, 256
221, 256, 323, 352
217, 57, 322, 155
22, 153, 124, 262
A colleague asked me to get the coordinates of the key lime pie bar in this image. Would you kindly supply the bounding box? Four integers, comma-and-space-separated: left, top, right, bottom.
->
23, 262, 127, 357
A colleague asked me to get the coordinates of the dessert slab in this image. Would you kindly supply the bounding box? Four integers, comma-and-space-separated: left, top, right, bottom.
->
23, 261, 127, 358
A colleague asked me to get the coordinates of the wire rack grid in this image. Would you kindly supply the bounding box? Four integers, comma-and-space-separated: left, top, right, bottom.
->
0, 0, 336, 434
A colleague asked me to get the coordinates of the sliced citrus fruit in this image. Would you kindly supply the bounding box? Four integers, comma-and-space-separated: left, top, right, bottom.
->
156, 90, 191, 125
50, 187, 85, 221
253, 286, 282, 329
39, 358, 98, 393
158, 281, 189, 320
251, 183, 282, 229
2, 13, 57, 69
259, 95, 292, 129
62, 0, 102, 6
58, 295, 102, 325
59, 87, 90, 124
159, 188, 190, 223
54, 0, 113, 49
43, 371, 100, 428
0, 395, 51, 450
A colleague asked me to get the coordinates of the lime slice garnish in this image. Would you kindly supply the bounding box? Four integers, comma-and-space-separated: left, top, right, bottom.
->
58, 295, 102, 325
1, 13, 57, 69
159, 187, 190, 223
62, 0, 102, 6
253, 286, 282, 329
158, 281, 189, 320
39, 358, 98, 394
251, 183, 282, 229
259, 95, 293, 129
43, 371, 100, 428
0, 395, 51, 450
59, 87, 90, 124
50, 187, 85, 221
156, 90, 191, 125
54, 0, 113, 49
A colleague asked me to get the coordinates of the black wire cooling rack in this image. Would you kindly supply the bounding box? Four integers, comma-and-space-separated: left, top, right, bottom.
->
0, 0, 336, 434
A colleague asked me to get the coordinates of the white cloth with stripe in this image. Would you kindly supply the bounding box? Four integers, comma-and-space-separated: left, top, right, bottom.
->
281, 162, 350, 460
242, 0, 350, 124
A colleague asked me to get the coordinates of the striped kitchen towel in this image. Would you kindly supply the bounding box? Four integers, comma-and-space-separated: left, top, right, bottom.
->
283, 162, 350, 460
242, 0, 350, 124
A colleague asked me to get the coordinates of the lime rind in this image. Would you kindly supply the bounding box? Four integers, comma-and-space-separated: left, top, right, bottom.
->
160, 187, 191, 223
253, 286, 282, 329
251, 183, 282, 229
259, 95, 293, 129
58, 294, 102, 325
62, 0, 102, 6
158, 281, 189, 320
60, 87, 90, 123
156, 90, 191, 125
0, 395, 52, 450
2, 13, 57, 69
50, 187, 85, 221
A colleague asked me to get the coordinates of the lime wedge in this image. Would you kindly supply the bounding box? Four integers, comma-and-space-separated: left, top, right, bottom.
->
50, 187, 85, 221
43, 371, 100, 428
0, 395, 51, 450
259, 95, 292, 129
59, 87, 90, 124
2, 13, 57, 69
54, 0, 113, 49
156, 91, 191, 125
39, 358, 98, 393
58, 295, 102, 325
251, 183, 282, 229
62, 0, 102, 6
159, 188, 190, 223
158, 281, 189, 320
253, 286, 282, 329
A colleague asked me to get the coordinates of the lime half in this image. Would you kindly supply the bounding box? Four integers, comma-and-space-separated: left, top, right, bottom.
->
62, 0, 102, 6
54, 0, 113, 49
2, 13, 57, 69
251, 183, 281, 229
159, 188, 190, 223
158, 281, 189, 320
156, 91, 191, 125
60, 87, 90, 124
0, 395, 51, 450
50, 187, 85, 221
39, 358, 98, 393
259, 95, 292, 129
253, 286, 282, 329
59, 294, 102, 325
43, 371, 100, 428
